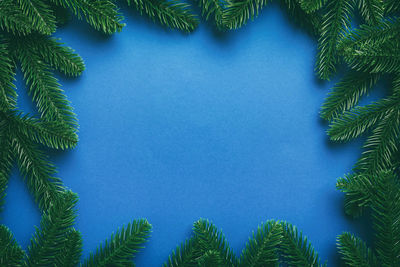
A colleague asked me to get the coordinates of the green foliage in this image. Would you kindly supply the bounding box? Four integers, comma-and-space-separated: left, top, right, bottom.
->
0, 191, 150, 266
0, 225, 25, 266
279, 0, 322, 37
82, 219, 152, 267
337, 170, 400, 267
239, 220, 282, 267
315, 0, 355, 80
357, 0, 384, 25
26, 191, 78, 266
336, 173, 375, 217
299, 0, 327, 13
55, 229, 83, 267
126, 0, 199, 32
164, 219, 324, 266
328, 92, 400, 175
222, 0, 270, 29
320, 71, 380, 121
280, 222, 326, 266
337, 232, 377, 267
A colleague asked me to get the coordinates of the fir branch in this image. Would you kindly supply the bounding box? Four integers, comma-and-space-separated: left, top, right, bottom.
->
337, 17, 400, 53
281, 222, 325, 267
16, 0, 57, 35
327, 96, 398, 142
11, 131, 64, 210
0, 41, 17, 110
279, 0, 322, 37
163, 238, 201, 267
126, 0, 199, 32
337, 232, 377, 267
26, 191, 78, 266
13, 39, 77, 128
384, 0, 400, 15
316, 0, 355, 80
7, 110, 78, 150
192, 219, 238, 266
19, 34, 85, 77
299, 0, 327, 13
357, 0, 384, 25
354, 106, 400, 174
82, 219, 152, 267
342, 39, 400, 74
222, 0, 269, 29
239, 220, 283, 267
54, 229, 82, 267
49, 0, 125, 34
320, 71, 380, 121
197, 0, 225, 28
0, 126, 13, 214
370, 171, 400, 266
336, 173, 375, 217
0, 0, 34, 35
0, 225, 25, 266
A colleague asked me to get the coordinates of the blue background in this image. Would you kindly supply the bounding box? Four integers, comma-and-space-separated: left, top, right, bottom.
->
2, 3, 379, 266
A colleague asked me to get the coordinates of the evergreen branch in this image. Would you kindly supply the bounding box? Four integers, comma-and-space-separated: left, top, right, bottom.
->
0, 225, 25, 266
299, 0, 327, 13
320, 71, 380, 121
0, 125, 13, 214
222, 0, 269, 29
13, 40, 77, 128
384, 0, 400, 15
82, 219, 152, 266
0, 0, 34, 35
126, 0, 199, 32
336, 173, 375, 217
327, 96, 397, 141
279, 0, 322, 37
316, 0, 355, 80
370, 171, 400, 266
55, 229, 83, 267
7, 110, 78, 150
337, 232, 377, 267
239, 220, 283, 267
16, 0, 57, 35
163, 238, 201, 267
26, 191, 78, 266
48, 0, 125, 34
19, 34, 85, 77
197, 0, 225, 28
342, 39, 400, 73
197, 250, 227, 266
354, 107, 400, 174
192, 219, 238, 266
357, 0, 384, 25
281, 222, 325, 267
0, 41, 17, 110
11, 132, 64, 210
337, 17, 400, 53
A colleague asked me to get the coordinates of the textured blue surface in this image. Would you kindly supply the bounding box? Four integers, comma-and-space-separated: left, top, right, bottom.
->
3, 4, 377, 266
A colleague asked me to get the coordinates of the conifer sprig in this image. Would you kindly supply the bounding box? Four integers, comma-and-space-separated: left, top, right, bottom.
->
315, 0, 354, 80
82, 219, 152, 267
320, 71, 380, 121
164, 219, 324, 266
126, 0, 199, 32
0, 225, 25, 267
337, 232, 377, 267
337, 171, 400, 267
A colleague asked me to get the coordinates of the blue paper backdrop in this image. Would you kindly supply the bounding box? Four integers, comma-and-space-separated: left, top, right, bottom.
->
3, 3, 380, 266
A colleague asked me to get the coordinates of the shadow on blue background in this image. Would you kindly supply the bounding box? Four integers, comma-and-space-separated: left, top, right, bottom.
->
2, 3, 386, 266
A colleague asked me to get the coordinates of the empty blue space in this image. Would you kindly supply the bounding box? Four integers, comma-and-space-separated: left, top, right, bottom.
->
2, 3, 384, 266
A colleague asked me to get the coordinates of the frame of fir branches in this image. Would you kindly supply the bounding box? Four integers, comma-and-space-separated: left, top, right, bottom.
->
0, 0, 400, 266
